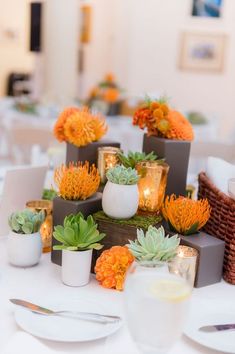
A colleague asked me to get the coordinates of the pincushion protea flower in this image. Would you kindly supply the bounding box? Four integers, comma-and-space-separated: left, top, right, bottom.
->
133, 98, 194, 141
95, 246, 134, 291
53, 107, 107, 147
162, 195, 211, 235
54, 162, 100, 200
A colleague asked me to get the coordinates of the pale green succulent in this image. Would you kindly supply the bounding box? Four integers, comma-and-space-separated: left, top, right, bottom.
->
106, 165, 139, 185
118, 151, 162, 169
9, 209, 45, 234
127, 226, 180, 265
53, 212, 105, 251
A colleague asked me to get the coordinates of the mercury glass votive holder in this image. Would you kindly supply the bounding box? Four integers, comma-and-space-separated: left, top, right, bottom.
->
168, 245, 198, 288
136, 161, 169, 213
97, 146, 122, 183
26, 200, 53, 253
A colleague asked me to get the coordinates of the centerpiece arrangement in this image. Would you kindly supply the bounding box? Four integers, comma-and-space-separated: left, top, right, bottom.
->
87, 73, 122, 116
133, 97, 194, 196
8, 209, 45, 267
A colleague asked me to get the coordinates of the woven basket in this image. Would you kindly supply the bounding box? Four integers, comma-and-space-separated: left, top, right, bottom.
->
198, 172, 235, 284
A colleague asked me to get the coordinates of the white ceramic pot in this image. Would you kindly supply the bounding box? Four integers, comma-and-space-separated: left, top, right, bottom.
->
61, 249, 93, 287
102, 181, 139, 219
7, 231, 42, 267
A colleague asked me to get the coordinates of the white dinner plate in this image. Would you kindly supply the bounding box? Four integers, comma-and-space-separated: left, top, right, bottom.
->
14, 297, 123, 342
184, 306, 235, 353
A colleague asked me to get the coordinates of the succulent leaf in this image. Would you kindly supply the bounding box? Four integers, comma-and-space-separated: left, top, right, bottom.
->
127, 225, 180, 265
106, 165, 139, 185
118, 151, 160, 169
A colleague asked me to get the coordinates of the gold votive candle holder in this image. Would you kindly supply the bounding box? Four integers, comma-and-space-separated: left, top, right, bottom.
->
168, 245, 198, 287
26, 200, 53, 253
97, 146, 122, 183
136, 161, 169, 213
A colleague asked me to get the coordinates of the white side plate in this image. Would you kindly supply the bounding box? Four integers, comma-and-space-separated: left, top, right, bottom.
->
14, 297, 123, 342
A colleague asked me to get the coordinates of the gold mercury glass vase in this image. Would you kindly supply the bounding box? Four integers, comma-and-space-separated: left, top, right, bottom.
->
136, 161, 169, 213
97, 146, 122, 184
26, 200, 53, 253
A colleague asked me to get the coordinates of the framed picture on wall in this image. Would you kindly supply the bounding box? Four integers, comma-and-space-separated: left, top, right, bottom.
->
179, 32, 227, 72
192, 0, 223, 18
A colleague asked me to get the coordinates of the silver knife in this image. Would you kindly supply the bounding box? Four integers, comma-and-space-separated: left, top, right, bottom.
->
199, 324, 235, 332
10, 299, 121, 324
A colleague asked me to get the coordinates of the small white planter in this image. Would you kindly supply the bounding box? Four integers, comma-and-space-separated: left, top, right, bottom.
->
61, 249, 92, 287
7, 231, 42, 267
102, 181, 139, 219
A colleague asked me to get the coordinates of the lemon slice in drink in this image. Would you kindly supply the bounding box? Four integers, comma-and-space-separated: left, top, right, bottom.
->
150, 279, 191, 303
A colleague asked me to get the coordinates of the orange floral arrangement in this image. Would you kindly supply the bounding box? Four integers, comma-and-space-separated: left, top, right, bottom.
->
53, 107, 107, 147
95, 246, 134, 291
162, 195, 211, 235
54, 161, 100, 200
133, 98, 194, 141
88, 73, 122, 104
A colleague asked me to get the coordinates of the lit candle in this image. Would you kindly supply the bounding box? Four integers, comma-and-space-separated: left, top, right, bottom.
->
136, 161, 169, 213
168, 245, 198, 287
97, 146, 122, 183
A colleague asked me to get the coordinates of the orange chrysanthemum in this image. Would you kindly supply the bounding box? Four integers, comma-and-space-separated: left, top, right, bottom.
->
162, 195, 211, 235
54, 161, 100, 200
53, 107, 107, 147
133, 100, 194, 141
53, 107, 79, 142
95, 246, 134, 291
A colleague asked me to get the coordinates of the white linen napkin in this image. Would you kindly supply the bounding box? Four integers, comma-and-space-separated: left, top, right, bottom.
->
206, 156, 235, 195
2, 332, 59, 354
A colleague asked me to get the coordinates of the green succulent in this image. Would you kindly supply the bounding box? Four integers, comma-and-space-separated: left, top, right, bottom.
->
127, 226, 180, 265
118, 151, 161, 169
8, 209, 45, 234
53, 212, 105, 251
106, 165, 139, 185
42, 188, 57, 200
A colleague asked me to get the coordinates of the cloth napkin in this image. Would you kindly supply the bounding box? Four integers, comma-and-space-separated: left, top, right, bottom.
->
206, 156, 235, 195
2, 332, 62, 354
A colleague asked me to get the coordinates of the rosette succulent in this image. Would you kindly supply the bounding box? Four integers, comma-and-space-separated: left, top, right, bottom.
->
127, 226, 180, 265
118, 151, 161, 169
53, 212, 105, 251
9, 209, 45, 234
106, 165, 139, 185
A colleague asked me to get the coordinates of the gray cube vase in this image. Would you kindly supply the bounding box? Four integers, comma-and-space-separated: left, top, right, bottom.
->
51, 193, 102, 266
66, 140, 120, 166
142, 134, 191, 196
180, 232, 225, 288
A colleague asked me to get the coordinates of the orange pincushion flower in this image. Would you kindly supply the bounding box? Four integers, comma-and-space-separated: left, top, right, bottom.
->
162, 195, 211, 235
95, 246, 134, 291
54, 107, 107, 147
53, 107, 79, 142
133, 100, 194, 141
54, 161, 100, 200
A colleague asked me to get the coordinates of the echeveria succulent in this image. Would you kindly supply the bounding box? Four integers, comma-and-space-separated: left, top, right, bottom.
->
106, 165, 139, 185
127, 226, 180, 265
9, 209, 45, 234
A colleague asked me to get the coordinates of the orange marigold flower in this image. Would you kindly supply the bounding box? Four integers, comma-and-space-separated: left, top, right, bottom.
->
162, 195, 211, 235
89, 114, 108, 141
53, 107, 79, 142
162, 111, 194, 141
54, 161, 100, 200
95, 246, 134, 291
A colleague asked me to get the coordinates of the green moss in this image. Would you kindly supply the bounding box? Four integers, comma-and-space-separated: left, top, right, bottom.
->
93, 211, 162, 229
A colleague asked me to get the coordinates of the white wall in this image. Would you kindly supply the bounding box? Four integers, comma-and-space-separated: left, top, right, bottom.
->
110, 0, 235, 139
0, 0, 34, 96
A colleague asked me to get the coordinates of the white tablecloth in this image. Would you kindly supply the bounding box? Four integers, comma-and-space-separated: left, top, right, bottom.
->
0, 237, 234, 354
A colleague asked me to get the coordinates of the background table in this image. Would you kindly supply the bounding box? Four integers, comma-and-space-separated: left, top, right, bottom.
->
0, 237, 234, 354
